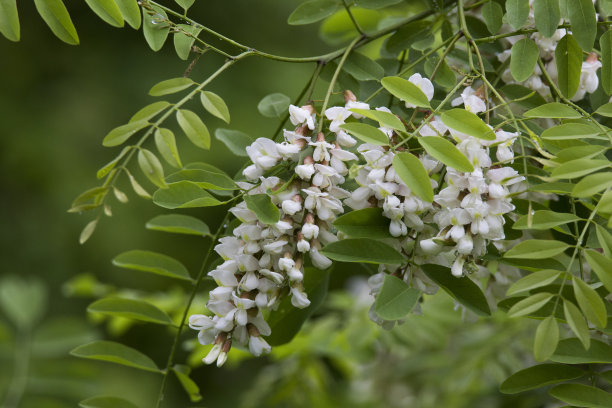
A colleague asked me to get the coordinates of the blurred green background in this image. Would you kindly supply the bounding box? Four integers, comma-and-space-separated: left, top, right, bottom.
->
0, 1, 542, 407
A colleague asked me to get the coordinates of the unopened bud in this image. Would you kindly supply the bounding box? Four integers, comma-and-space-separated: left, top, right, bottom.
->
344, 90, 357, 103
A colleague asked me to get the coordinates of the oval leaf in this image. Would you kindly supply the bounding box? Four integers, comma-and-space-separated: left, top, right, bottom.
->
173, 24, 201, 60
504, 239, 570, 259
166, 169, 237, 190
418, 136, 474, 172
215, 128, 251, 157
344, 52, 385, 81
333, 207, 391, 238
482, 1, 503, 34
33, 0, 79, 45
381, 76, 431, 108
440, 109, 496, 140
552, 338, 612, 364
142, 5, 169, 51
339, 122, 389, 145
534, 316, 560, 362
506, 269, 562, 296
149, 77, 194, 96
533, 0, 560, 38
508, 292, 554, 318
176, 109, 210, 149
348, 108, 404, 131
243, 194, 280, 225
374, 274, 421, 320
563, 299, 591, 349
130, 101, 171, 123
258, 93, 290, 118
551, 159, 610, 179
154, 128, 182, 168
88, 297, 174, 325
102, 120, 149, 147
584, 250, 612, 293
511, 38, 539, 82
601, 31, 612, 95
200, 91, 230, 123
541, 123, 603, 140
70, 340, 161, 373
500, 363, 584, 394
573, 277, 607, 328
555, 34, 582, 99
568, 0, 597, 51
79, 396, 139, 408
146, 214, 210, 236
320, 238, 404, 264
137, 148, 167, 189
549, 384, 612, 408
287, 0, 337, 25
524, 102, 581, 118
112, 249, 191, 281
85, 0, 124, 27
392, 152, 434, 202
115, 0, 140, 29
506, 0, 530, 30
572, 172, 612, 198
152, 181, 222, 209
512, 210, 581, 230
0, 0, 20, 41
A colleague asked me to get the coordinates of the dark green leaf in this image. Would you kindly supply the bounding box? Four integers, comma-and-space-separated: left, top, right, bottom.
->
112, 249, 192, 281
79, 396, 139, 408
552, 338, 612, 364
440, 109, 496, 140
513, 210, 581, 230
88, 297, 174, 325
601, 31, 612, 95
146, 214, 210, 236
321, 238, 404, 264
511, 38, 539, 82
215, 128, 251, 156
555, 34, 582, 99
384, 21, 430, 54
33, 0, 79, 45
567, 0, 597, 51
70, 340, 161, 373
288, 0, 337, 25
152, 181, 223, 209
549, 384, 612, 408
85, 0, 124, 27
533, 0, 560, 37
505, 0, 530, 30
333, 207, 391, 238
392, 152, 434, 202
374, 274, 420, 320
343, 52, 385, 81
482, 1, 503, 34
500, 364, 584, 394
244, 194, 280, 225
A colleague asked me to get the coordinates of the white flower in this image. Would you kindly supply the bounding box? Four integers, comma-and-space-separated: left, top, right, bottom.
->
452, 87, 486, 114
246, 138, 280, 170
288, 267, 304, 282
336, 130, 357, 147
301, 222, 319, 239
310, 140, 335, 162
249, 335, 271, 356
243, 164, 263, 181
346, 100, 370, 118
278, 257, 295, 272
302, 187, 344, 220
419, 116, 448, 136
276, 142, 301, 159
325, 106, 351, 133
297, 238, 310, 252
420, 238, 443, 255
290, 286, 311, 308
289, 104, 315, 130
189, 314, 215, 331
310, 246, 332, 269
295, 163, 315, 180
259, 268, 284, 284
281, 198, 302, 215
405, 73, 434, 108
451, 257, 465, 277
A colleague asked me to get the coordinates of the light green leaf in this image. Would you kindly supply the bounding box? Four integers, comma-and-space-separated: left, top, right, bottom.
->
258, 93, 290, 118
440, 109, 496, 140
152, 181, 222, 209
340, 122, 389, 145
418, 136, 474, 172
0, 0, 20, 41
355, 0, 402, 9
174, 0, 195, 10
381, 76, 431, 108
333, 207, 391, 238
563, 299, 590, 349
482, 1, 503, 34
549, 384, 612, 408
287, 0, 338, 25
173, 24, 202, 60
374, 275, 420, 320
595, 225, 612, 258
85, 0, 124, 27
88, 297, 174, 325
500, 363, 583, 394
115, 0, 140, 29
166, 169, 237, 190
572, 172, 612, 197
567, 0, 597, 51
384, 20, 430, 54
555, 34, 582, 99
552, 338, 612, 364
215, 128, 251, 156
551, 159, 610, 179
149, 77, 194, 96
534, 316, 560, 362
102, 120, 149, 147
504, 239, 570, 259
524, 102, 581, 118
507, 292, 554, 318
200, 91, 230, 123
512, 210, 581, 230
33, 0, 79, 45
172, 365, 202, 403
142, 5, 169, 52
541, 123, 603, 140
594, 101, 612, 117
505, 0, 530, 30
154, 128, 182, 168
176, 109, 210, 149
601, 31, 612, 95
127, 172, 151, 199
70, 340, 161, 373
0, 276, 46, 329
343, 52, 385, 81
573, 277, 607, 328
137, 148, 167, 189
130, 101, 171, 123
79, 219, 98, 245
392, 152, 434, 202
79, 396, 139, 408
244, 194, 280, 225
529, 181, 575, 194
533, 0, 560, 37
506, 270, 562, 296
584, 249, 612, 293
421, 264, 491, 316
348, 108, 404, 131
71, 186, 108, 210
146, 214, 210, 236
321, 238, 404, 264
112, 249, 191, 281
510, 38, 539, 82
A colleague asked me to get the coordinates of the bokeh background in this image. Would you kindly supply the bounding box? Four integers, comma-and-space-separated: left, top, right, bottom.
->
0, 1, 542, 407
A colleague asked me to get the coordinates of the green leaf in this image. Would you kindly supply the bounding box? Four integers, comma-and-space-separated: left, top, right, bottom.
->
507, 292, 554, 318
149, 77, 194, 96
33, 0, 79, 45
529, 182, 575, 194
549, 384, 612, 408
79, 396, 139, 408
333, 207, 391, 238
343, 52, 385, 81
421, 264, 491, 316
166, 169, 238, 190
500, 363, 584, 394
200, 91, 230, 123
418, 136, 474, 172
102, 120, 149, 147
524, 102, 581, 118
257, 93, 290, 118
70, 340, 161, 373
552, 338, 612, 364
172, 365, 202, 403
348, 108, 404, 131
321, 238, 404, 264
267, 268, 329, 346
510, 38, 539, 82
215, 128, 251, 156
79, 219, 98, 245
174, 0, 195, 10
563, 299, 590, 349
551, 159, 610, 179
504, 239, 570, 259
573, 277, 607, 328
0, 276, 46, 329
173, 24, 202, 60
384, 20, 430, 54
374, 274, 420, 320
482, 1, 503, 34
127, 172, 151, 199
440, 109, 496, 140
555, 34, 582, 99
176, 109, 210, 149
146, 214, 210, 236
425, 56, 456, 89
112, 249, 191, 281
137, 148, 167, 189
354, 0, 402, 9
115, 0, 140, 29
152, 181, 222, 209
567, 0, 597, 51
512, 210, 581, 230
88, 297, 174, 325
541, 123, 603, 140
130, 101, 170, 123
0, 0, 20, 41
534, 316, 560, 362
339, 122, 389, 145
595, 225, 612, 258
85, 0, 124, 27
154, 128, 182, 168
594, 102, 612, 117
244, 194, 280, 225
505, 0, 530, 30
584, 249, 612, 293
572, 172, 612, 198
506, 269, 562, 296
601, 31, 612, 95
287, 0, 337, 25
142, 5, 169, 52
381, 76, 431, 108
533, 0, 560, 37
392, 152, 434, 202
